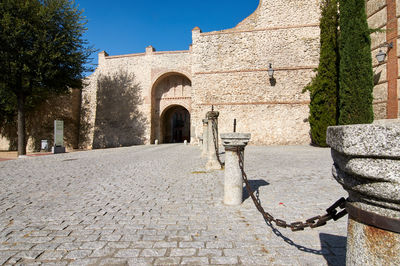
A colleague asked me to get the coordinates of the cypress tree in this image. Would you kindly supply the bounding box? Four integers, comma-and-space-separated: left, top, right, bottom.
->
304, 0, 339, 147
338, 0, 374, 125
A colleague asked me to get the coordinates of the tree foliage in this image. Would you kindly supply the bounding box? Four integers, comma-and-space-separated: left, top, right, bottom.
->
304, 0, 374, 146
0, 0, 93, 154
304, 0, 339, 147
338, 0, 374, 125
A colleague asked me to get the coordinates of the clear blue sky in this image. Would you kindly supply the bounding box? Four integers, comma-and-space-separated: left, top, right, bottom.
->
76, 0, 260, 74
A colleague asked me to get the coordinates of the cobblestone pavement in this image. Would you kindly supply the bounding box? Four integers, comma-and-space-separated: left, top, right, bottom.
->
0, 144, 347, 265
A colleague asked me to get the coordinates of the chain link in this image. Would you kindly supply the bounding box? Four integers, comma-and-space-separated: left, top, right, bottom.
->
237, 147, 347, 231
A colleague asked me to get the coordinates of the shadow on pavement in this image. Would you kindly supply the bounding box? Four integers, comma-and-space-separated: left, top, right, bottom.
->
245, 181, 346, 265
263, 219, 346, 265
320, 233, 346, 266
243, 180, 270, 201
265, 219, 322, 254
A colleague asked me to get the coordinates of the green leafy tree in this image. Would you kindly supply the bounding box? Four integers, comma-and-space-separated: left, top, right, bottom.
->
338, 0, 374, 125
304, 0, 339, 147
0, 0, 93, 155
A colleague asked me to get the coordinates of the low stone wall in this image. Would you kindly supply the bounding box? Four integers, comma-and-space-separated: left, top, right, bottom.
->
0, 90, 81, 152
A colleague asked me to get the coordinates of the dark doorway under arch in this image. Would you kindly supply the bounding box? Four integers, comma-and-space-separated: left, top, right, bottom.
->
161, 105, 190, 143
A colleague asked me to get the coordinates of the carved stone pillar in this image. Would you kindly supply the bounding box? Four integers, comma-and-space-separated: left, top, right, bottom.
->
221, 133, 251, 205
327, 120, 400, 265
206, 111, 221, 170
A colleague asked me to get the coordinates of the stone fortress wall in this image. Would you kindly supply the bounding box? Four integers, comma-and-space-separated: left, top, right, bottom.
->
1, 0, 398, 151
81, 0, 322, 148
366, 0, 400, 120
73, 0, 400, 148
0, 90, 81, 151
81, 48, 192, 148
190, 0, 321, 145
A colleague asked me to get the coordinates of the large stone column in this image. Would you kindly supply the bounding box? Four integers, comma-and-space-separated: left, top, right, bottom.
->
221, 133, 251, 205
327, 120, 400, 265
201, 118, 208, 157
206, 111, 221, 170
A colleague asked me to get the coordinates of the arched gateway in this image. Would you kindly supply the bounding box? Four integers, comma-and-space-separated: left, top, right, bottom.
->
160, 105, 190, 143
150, 72, 192, 144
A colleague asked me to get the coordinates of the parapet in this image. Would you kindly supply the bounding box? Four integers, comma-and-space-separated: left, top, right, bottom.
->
146, 45, 156, 54
192, 26, 202, 33
98, 51, 109, 65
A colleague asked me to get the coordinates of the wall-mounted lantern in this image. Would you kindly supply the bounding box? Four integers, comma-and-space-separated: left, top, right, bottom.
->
376, 42, 393, 63
268, 63, 274, 78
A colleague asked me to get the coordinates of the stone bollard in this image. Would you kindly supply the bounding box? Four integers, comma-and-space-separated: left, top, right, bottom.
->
184, 140, 188, 145
155, 139, 159, 145
205, 111, 221, 170
221, 133, 251, 205
201, 119, 208, 157
327, 120, 400, 265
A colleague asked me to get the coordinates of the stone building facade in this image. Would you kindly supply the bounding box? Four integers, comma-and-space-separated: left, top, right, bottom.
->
1, 0, 398, 150
81, 0, 322, 148
367, 0, 400, 120
64, 0, 400, 148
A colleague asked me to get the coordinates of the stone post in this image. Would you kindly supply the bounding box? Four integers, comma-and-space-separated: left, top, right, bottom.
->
327, 120, 400, 265
52, 120, 66, 154
221, 133, 251, 205
206, 111, 221, 170
201, 119, 208, 157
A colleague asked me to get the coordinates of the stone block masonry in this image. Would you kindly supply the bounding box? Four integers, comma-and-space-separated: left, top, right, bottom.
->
80, 49, 192, 149
1, 0, 398, 150
368, 0, 400, 119
190, 4, 320, 145
73, 0, 396, 149
77, 0, 321, 149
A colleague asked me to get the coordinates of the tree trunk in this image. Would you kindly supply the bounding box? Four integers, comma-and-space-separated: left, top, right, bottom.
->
17, 92, 26, 156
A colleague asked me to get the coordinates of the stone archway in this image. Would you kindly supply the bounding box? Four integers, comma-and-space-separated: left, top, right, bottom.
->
150, 73, 192, 144
160, 105, 190, 143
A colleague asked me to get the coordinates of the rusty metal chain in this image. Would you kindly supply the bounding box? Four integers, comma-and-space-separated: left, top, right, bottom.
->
211, 117, 223, 167
237, 147, 347, 231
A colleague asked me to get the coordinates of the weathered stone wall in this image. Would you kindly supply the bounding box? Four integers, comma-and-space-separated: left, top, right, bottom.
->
78, 0, 398, 149
234, 0, 321, 31
0, 90, 81, 152
398, 0, 400, 119
81, 48, 192, 148
367, 0, 400, 119
3, 0, 397, 150
190, 0, 321, 145
152, 74, 192, 143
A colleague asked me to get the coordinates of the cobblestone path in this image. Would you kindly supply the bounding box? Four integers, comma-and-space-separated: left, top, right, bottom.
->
0, 144, 347, 265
